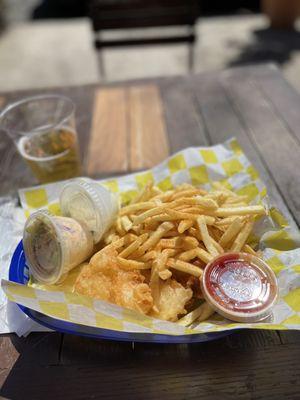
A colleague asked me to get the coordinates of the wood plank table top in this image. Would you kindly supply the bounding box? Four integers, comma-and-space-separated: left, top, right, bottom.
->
0, 63, 300, 400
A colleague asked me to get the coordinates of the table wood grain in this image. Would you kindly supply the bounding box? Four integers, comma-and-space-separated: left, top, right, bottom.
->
0, 63, 299, 400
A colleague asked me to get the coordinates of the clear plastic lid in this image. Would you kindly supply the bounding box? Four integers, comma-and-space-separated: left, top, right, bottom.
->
201, 252, 278, 323
23, 210, 94, 284
59, 178, 119, 244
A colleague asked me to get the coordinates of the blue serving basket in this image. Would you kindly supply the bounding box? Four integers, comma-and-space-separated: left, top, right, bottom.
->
9, 240, 230, 343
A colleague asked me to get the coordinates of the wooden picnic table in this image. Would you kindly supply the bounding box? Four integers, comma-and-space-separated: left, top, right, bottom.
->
0, 63, 300, 400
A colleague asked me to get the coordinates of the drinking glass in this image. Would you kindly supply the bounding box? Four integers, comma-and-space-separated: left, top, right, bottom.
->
0, 94, 82, 183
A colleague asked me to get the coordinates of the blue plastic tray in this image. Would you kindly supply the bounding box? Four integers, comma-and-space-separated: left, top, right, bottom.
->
9, 240, 230, 343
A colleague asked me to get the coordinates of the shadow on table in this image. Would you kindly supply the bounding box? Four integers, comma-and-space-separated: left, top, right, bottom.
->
0, 330, 275, 400
227, 27, 300, 67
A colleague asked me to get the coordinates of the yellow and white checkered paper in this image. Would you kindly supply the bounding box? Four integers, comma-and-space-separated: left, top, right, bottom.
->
2, 138, 300, 335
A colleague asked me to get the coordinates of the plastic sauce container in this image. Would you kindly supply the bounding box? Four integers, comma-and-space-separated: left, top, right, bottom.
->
201, 252, 278, 323
23, 178, 119, 284
59, 178, 118, 243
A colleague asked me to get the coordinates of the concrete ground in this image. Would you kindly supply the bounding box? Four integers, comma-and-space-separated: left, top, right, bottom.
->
1, 15, 300, 92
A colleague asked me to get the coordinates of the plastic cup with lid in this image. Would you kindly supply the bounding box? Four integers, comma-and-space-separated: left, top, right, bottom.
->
201, 252, 279, 323
23, 210, 94, 284
59, 178, 119, 243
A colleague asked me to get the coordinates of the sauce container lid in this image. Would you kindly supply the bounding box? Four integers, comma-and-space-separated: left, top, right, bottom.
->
23, 209, 94, 284
59, 178, 119, 244
23, 210, 62, 284
201, 252, 278, 323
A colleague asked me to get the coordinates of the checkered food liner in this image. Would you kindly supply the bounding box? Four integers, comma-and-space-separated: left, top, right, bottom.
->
2, 138, 300, 335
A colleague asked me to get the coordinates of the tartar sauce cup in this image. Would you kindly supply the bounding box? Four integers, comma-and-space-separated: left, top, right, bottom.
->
59, 178, 119, 243
201, 252, 279, 323
23, 211, 94, 284
23, 178, 119, 284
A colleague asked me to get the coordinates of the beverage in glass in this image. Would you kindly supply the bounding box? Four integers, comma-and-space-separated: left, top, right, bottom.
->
0, 95, 82, 183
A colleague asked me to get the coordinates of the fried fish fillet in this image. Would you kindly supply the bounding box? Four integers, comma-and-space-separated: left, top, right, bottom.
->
74, 247, 153, 315
152, 279, 193, 322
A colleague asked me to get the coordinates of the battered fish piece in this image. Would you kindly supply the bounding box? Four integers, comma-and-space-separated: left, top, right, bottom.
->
74, 247, 153, 315
174, 272, 203, 300
153, 279, 193, 322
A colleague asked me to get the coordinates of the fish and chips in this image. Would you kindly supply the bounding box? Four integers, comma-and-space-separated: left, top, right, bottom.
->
74, 182, 267, 326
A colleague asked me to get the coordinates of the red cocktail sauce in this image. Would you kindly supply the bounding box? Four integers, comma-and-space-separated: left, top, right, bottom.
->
201, 253, 278, 323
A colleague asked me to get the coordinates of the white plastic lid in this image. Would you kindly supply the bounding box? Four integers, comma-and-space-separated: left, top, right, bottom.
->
23, 209, 94, 284
23, 210, 62, 284
59, 178, 119, 243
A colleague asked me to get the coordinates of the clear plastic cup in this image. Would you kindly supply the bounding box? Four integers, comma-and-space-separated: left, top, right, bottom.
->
0, 95, 82, 183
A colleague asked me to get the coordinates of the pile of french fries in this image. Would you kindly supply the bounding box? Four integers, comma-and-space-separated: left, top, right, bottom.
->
102, 182, 266, 326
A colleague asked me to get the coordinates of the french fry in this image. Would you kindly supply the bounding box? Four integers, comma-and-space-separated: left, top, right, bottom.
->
119, 233, 149, 258
197, 216, 219, 257
168, 196, 218, 210
139, 183, 156, 202
152, 190, 174, 202
116, 217, 126, 236
196, 248, 214, 264
221, 202, 248, 208
149, 262, 160, 308
230, 219, 254, 251
120, 215, 133, 232
178, 220, 194, 234
162, 248, 179, 257
143, 219, 160, 231
224, 195, 249, 204
135, 222, 174, 256
204, 191, 229, 205
144, 214, 180, 223
175, 183, 194, 190
182, 236, 199, 249
171, 189, 206, 200
188, 227, 202, 242
108, 233, 137, 251
211, 238, 224, 254
215, 216, 246, 226
90, 235, 135, 265
159, 269, 172, 280
212, 182, 239, 197
219, 217, 244, 248
132, 206, 168, 225
215, 205, 266, 217
139, 250, 158, 262
176, 207, 216, 217
130, 182, 153, 204
157, 236, 198, 250
208, 226, 223, 241
243, 244, 257, 255
163, 230, 182, 237
194, 196, 218, 210
150, 186, 162, 197
147, 213, 214, 225
103, 231, 119, 244
165, 209, 197, 221
109, 236, 124, 249
120, 201, 156, 216
178, 248, 199, 262
157, 237, 181, 249
117, 256, 150, 270
167, 258, 203, 277
177, 302, 215, 326
155, 249, 170, 271
131, 224, 142, 235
